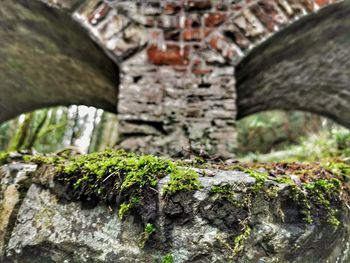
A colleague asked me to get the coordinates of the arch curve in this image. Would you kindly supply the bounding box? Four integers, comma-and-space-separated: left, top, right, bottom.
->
236, 1, 350, 128
0, 0, 119, 123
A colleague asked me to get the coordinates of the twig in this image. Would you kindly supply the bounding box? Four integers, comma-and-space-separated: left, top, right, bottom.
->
102, 172, 116, 183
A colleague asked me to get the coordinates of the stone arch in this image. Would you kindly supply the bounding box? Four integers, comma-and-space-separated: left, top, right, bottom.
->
236, 1, 350, 128
0, 0, 119, 123
0, 0, 343, 157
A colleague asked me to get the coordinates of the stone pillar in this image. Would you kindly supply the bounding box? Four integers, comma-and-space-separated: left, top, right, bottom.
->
114, 1, 238, 158
73, 0, 335, 158
118, 54, 237, 157
74, 0, 241, 158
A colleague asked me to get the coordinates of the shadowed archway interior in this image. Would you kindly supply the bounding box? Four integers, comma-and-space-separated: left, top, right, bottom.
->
0, 0, 119, 123
236, 1, 350, 128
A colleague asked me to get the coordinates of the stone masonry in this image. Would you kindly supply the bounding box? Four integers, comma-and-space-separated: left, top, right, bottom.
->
50, 0, 338, 157
71, 0, 338, 158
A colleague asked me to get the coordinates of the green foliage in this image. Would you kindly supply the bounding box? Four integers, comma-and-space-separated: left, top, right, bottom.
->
240, 127, 350, 163
325, 162, 350, 181
334, 130, 350, 156
237, 111, 328, 156
161, 254, 173, 263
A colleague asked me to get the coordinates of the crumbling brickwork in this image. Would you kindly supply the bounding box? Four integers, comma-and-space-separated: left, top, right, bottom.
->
73, 0, 337, 157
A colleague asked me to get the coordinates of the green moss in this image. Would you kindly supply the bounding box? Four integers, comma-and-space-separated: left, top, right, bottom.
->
231, 166, 268, 193
145, 223, 156, 234
48, 149, 201, 220
216, 225, 252, 260
162, 168, 202, 195
325, 162, 350, 181
274, 175, 294, 185
161, 254, 173, 263
0, 151, 10, 165
289, 178, 342, 226
304, 178, 342, 226
118, 197, 140, 220
210, 184, 247, 208
290, 185, 313, 224
23, 154, 63, 165
139, 223, 156, 248
233, 226, 251, 256
245, 169, 268, 193
230, 163, 343, 227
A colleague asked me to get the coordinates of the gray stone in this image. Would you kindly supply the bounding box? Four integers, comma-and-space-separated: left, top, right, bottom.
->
1, 163, 350, 262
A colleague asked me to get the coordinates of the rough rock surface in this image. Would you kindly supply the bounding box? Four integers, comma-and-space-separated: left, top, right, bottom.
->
1, 162, 350, 263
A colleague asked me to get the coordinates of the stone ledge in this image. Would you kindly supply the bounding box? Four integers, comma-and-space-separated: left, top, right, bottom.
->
0, 152, 349, 262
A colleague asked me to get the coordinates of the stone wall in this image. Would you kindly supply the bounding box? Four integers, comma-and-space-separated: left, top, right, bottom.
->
73, 0, 338, 158
0, 0, 340, 157
1, 159, 350, 262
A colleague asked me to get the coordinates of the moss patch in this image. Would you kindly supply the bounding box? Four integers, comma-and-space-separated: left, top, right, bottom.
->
24, 150, 201, 223
229, 162, 346, 226
0, 151, 10, 165
161, 254, 173, 263
139, 223, 156, 248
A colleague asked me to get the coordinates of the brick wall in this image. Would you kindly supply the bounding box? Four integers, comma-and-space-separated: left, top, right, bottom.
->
73, 0, 338, 157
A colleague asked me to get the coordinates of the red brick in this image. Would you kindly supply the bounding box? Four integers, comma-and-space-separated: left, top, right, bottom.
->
164, 3, 182, 15
191, 59, 213, 75
183, 28, 203, 41
209, 34, 224, 50
205, 13, 227, 27
315, 0, 330, 6
209, 34, 237, 60
144, 17, 156, 27
231, 3, 243, 12
204, 28, 214, 37
147, 44, 190, 66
